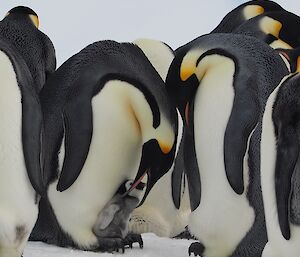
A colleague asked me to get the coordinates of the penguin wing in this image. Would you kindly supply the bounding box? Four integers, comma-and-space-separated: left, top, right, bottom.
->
274, 122, 299, 240
56, 92, 93, 192
0, 39, 44, 195
224, 75, 260, 194
40, 32, 56, 80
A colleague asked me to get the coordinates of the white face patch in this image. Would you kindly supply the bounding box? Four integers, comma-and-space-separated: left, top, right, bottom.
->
188, 53, 255, 257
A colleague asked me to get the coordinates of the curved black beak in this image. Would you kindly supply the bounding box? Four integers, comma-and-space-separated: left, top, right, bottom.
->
124, 138, 177, 206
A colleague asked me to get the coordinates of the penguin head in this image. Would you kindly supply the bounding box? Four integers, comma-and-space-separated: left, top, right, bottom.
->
166, 46, 202, 126
212, 0, 283, 33
239, 0, 283, 20
255, 11, 300, 49
4, 6, 39, 28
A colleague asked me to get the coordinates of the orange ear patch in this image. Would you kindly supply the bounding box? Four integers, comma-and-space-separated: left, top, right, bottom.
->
29, 14, 39, 28
297, 56, 300, 72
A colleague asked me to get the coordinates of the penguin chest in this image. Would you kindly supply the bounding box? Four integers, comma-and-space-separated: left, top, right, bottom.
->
48, 81, 143, 248
0, 50, 38, 254
190, 56, 254, 257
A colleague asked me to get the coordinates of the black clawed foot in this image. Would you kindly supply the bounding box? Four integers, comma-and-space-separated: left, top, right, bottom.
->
123, 233, 143, 249
98, 237, 125, 253
188, 242, 205, 256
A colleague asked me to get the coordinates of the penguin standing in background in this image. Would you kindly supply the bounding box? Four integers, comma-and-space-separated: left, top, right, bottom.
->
0, 7, 55, 257
0, 6, 56, 92
211, 0, 283, 33
129, 39, 191, 238
233, 10, 300, 50
261, 48, 300, 257
166, 33, 289, 257
30, 40, 177, 253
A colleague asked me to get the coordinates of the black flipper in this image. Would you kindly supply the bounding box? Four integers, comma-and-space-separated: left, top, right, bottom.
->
56, 96, 93, 192
171, 130, 184, 209
183, 99, 201, 211
22, 86, 44, 195
184, 127, 201, 211
275, 124, 299, 240
0, 38, 45, 195
224, 83, 260, 194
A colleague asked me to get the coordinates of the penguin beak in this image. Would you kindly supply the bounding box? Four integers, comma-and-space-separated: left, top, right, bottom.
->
124, 138, 176, 205
29, 14, 39, 28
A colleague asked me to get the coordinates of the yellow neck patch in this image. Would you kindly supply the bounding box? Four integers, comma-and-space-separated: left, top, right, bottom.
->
243, 5, 264, 20
297, 56, 300, 73
180, 50, 206, 81
259, 16, 282, 38
29, 14, 39, 28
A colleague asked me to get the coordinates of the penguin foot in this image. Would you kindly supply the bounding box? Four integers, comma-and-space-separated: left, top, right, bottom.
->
188, 242, 205, 256
98, 237, 125, 253
123, 233, 143, 249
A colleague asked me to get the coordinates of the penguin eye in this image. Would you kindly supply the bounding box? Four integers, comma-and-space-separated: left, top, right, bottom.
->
125, 180, 133, 191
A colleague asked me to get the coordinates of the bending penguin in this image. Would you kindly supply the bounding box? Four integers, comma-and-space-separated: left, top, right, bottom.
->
30, 40, 177, 252
0, 7, 56, 257
211, 0, 283, 33
128, 39, 191, 238
261, 48, 300, 257
166, 33, 290, 257
233, 10, 300, 50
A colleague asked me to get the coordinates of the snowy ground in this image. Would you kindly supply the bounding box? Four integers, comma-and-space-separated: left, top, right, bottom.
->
24, 233, 195, 257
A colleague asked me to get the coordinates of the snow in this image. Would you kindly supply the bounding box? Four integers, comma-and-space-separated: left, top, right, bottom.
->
24, 234, 195, 257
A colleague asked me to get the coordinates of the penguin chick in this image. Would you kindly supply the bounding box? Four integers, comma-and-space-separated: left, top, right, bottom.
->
93, 180, 145, 252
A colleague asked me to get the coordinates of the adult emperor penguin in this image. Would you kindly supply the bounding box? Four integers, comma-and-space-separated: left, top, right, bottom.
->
0, 7, 55, 257
233, 10, 300, 49
0, 6, 56, 92
165, 33, 290, 257
30, 40, 177, 252
261, 48, 300, 257
211, 0, 283, 33
129, 39, 191, 238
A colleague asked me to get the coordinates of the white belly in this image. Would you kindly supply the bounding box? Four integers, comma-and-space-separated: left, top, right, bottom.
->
189, 55, 254, 257
261, 75, 300, 257
48, 81, 143, 248
0, 50, 37, 255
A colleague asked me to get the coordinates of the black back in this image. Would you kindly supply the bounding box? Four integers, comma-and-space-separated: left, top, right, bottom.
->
0, 6, 56, 92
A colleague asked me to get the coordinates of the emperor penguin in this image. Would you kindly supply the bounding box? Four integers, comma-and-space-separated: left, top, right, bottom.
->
0, 7, 54, 257
0, 6, 56, 92
233, 10, 300, 50
165, 33, 289, 257
128, 39, 191, 238
261, 47, 300, 257
30, 40, 177, 253
211, 0, 283, 33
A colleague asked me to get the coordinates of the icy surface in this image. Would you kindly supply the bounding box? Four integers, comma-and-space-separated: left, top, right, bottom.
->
24, 233, 195, 257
